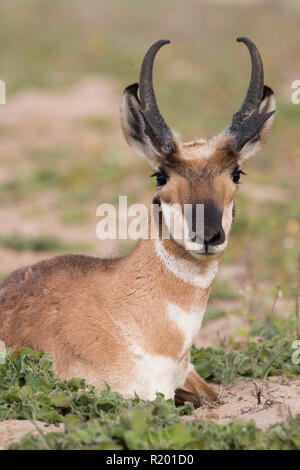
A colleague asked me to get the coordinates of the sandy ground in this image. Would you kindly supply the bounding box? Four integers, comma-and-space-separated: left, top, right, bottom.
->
0, 420, 63, 450
195, 314, 245, 348
0, 77, 121, 269
191, 376, 300, 431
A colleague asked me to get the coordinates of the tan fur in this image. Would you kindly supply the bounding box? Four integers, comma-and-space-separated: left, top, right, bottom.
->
0, 237, 216, 400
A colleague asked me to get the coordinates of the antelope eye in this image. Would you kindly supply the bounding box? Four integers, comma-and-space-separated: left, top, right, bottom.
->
151, 171, 168, 187
232, 169, 246, 184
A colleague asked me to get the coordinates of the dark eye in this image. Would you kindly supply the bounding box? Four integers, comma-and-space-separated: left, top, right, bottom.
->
151, 171, 168, 187
232, 169, 246, 184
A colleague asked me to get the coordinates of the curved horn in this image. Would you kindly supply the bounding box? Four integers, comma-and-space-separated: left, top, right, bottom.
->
139, 40, 174, 155
229, 37, 274, 150
234, 37, 264, 120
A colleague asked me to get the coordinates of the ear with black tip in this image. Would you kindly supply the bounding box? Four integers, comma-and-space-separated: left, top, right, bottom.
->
238, 85, 275, 160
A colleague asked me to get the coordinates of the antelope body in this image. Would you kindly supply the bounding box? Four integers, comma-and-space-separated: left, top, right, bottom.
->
0, 38, 275, 406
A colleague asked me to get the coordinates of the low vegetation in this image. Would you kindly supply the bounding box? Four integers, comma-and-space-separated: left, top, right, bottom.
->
0, 311, 299, 450
192, 313, 300, 385
0, 233, 90, 253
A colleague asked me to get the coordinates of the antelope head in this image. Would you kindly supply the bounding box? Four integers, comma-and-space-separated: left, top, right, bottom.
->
121, 38, 275, 259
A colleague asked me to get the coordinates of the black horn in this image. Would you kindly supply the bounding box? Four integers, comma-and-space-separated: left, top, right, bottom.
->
228, 37, 274, 151
139, 40, 174, 155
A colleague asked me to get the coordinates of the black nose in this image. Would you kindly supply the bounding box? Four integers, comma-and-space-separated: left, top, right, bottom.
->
204, 227, 225, 247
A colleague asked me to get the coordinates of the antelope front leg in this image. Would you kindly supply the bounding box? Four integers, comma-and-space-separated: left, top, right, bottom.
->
175, 365, 218, 408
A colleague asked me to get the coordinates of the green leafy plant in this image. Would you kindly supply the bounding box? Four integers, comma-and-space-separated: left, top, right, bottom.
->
0, 348, 193, 425
9, 408, 300, 450
191, 314, 300, 385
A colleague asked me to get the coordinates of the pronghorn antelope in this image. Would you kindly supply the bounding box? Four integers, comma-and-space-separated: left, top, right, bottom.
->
0, 38, 275, 406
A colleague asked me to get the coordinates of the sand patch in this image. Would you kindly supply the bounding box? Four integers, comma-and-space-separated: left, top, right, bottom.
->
0, 419, 63, 450
190, 377, 300, 430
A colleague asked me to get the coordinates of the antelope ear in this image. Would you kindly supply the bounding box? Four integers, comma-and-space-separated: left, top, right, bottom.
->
238, 86, 276, 160
121, 83, 177, 166
121, 83, 157, 165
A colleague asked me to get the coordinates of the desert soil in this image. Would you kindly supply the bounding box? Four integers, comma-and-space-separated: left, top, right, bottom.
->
192, 376, 300, 431
0, 420, 63, 450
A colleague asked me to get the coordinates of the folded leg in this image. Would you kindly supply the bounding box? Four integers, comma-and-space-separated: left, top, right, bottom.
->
175, 365, 218, 408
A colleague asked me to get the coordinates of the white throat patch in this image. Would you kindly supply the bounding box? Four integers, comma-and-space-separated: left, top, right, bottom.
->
154, 239, 218, 288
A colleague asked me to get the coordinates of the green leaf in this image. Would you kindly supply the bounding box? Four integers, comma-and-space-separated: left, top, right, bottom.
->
51, 391, 73, 408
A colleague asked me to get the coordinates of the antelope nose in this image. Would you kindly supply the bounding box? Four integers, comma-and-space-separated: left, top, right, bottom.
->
204, 228, 225, 247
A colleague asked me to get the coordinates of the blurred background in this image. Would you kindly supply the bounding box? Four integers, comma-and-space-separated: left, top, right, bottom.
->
0, 0, 299, 326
